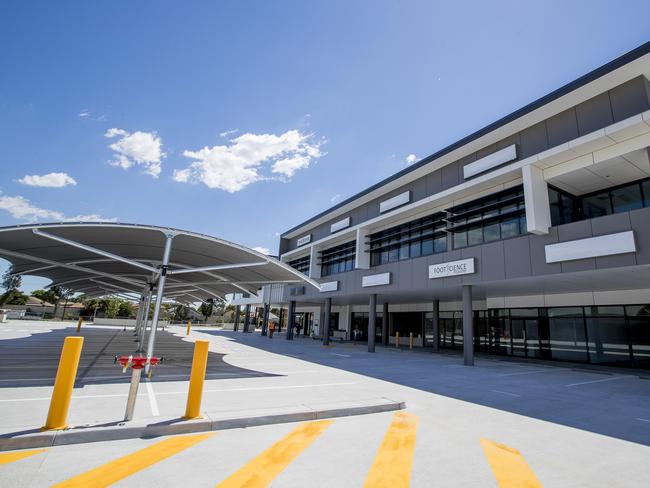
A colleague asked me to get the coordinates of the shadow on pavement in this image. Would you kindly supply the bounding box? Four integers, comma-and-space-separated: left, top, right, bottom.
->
204, 330, 650, 447
0, 326, 276, 388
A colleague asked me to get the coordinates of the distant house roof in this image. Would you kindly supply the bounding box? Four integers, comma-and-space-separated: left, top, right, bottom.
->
26, 296, 54, 306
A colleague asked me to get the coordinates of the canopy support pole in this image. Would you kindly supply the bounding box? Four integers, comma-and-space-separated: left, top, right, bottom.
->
145, 234, 174, 374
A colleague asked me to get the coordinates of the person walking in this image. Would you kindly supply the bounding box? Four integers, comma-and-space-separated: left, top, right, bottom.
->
268, 320, 275, 338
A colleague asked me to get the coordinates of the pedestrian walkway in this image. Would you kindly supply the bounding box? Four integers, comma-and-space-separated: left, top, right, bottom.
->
1, 411, 544, 487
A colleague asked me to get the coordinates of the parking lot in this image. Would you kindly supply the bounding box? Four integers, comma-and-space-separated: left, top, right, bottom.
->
1, 320, 649, 486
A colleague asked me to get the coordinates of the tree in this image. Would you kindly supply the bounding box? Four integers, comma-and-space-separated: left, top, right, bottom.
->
171, 304, 189, 322
0, 267, 23, 305
117, 301, 135, 318
32, 289, 57, 304
199, 299, 214, 321
1, 268, 21, 292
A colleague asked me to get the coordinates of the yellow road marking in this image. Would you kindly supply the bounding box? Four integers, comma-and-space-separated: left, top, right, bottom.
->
216, 420, 333, 488
480, 438, 543, 488
363, 411, 418, 488
0, 448, 46, 465
53, 433, 214, 487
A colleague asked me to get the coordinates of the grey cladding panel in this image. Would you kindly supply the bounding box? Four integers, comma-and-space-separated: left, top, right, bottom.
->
575, 92, 613, 135
426, 170, 442, 195
503, 236, 531, 279
546, 108, 579, 147
529, 227, 561, 276
480, 241, 506, 281
519, 122, 548, 159
442, 160, 460, 188
609, 76, 650, 122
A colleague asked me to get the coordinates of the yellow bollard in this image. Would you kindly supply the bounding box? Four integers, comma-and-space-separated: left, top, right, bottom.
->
44, 336, 84, 430
76, 317, 83, 333
409, 332, 413, 349
184, 340, 209, 419
395, 331, 400, 348
186, 320, 191, 336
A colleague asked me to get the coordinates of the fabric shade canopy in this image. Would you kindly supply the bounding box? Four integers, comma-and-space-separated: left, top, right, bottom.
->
0, 222, 318, 303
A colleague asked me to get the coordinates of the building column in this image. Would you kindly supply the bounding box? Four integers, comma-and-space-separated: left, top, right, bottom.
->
382, 302, 389, 346
286, 300, 296, 340
278, 307, 284, 332
462, 285, 474, 366
243, 304, 251, 333
431, 299, 439, 352
233, 305, 241, 332
523, 164, 551, 235
261, 303, 270, 336
323, 298, 331, 346
368, 294, 377, 353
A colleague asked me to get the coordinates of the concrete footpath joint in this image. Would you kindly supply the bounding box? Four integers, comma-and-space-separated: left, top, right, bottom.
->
0, 397, 404, 451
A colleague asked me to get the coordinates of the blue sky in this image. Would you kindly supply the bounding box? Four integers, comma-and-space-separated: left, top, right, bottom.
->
1, 0, 649, 292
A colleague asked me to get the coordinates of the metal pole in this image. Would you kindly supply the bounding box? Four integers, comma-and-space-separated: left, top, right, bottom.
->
234, 305, 241, 331
368, 294, 377, 353
145, 234, 174, 374
432, 299, 439, 352
323, 298, 331, 346
243, 304, 251, 332
262, 303, 270, 336
124, 367, 142, 421
462, 285, 474, 366
286, 300, 296, 340
382, 302, 389, 346
138, 286, 153, 352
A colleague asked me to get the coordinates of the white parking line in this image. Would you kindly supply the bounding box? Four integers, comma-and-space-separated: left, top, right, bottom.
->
491, 389, 521, 397
0, 381, 357, 402
565, 376, 627, 387
146, 380, 160, 416
331, 353, 351, 357
635, 418, 650, 423
498, 369, 556, 377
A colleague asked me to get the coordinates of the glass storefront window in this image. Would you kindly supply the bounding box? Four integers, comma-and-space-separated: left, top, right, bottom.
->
583, 192, 611, 218
547, 307, 589, 362
584, 306, 630, 365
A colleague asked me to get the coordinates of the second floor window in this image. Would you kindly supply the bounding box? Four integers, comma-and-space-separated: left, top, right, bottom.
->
320, 241, 356, 276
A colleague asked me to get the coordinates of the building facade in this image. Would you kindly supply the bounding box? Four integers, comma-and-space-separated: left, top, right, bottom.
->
271, 43, 650, 368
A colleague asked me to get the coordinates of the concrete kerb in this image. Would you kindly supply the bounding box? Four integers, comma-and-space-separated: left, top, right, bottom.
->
0, 397, 404, 451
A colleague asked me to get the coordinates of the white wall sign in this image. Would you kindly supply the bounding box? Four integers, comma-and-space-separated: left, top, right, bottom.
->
330, 217, 351, 233
463, 144, 517, 179
429, 258, 476, 279
362, 272, 391, 287
379, 191, 411, 213
319, 281, 339, 292
296, 234, 312, 247
545, 231, 636, 263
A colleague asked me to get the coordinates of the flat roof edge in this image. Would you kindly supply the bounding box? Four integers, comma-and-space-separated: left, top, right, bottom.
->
281, 40, 650, 238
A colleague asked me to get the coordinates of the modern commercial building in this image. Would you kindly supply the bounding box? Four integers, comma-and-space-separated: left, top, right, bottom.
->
249, 42, 650, 369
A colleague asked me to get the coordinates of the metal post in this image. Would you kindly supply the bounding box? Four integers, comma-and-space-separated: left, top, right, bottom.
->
234, 305, 241, 332
261, 303, 270, 336
462, 285, 474, 366
124, 367, 142, 421
243, 304, 251, 332
286, 300, 296, 340
145, 234, 174, 374
368, 294, 377, 353
278, 307, 284, 332
133, 293, 145, 335
432, 299, 439, 352
382, 302, 389, 346
323, 298, 331, 346
137, 286, 153, 352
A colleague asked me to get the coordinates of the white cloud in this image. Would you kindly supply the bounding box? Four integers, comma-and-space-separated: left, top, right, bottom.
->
18, 172, 77, 188
252, 246, 271, 255
405, 154, 418, 165
174, 129, 324, 192
219, 128, 239, 138
105, 128, 164, 177
330, 194, 341, 203
0, 193, 115, 223
79, 110, 90, 118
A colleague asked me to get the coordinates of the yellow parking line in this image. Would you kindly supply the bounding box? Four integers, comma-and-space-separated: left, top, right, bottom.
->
53, 433, 214, 487
363, 411, 418, 488
480, 438, 543, 488
0, 448, 46, 465
216, 420, 333, 488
